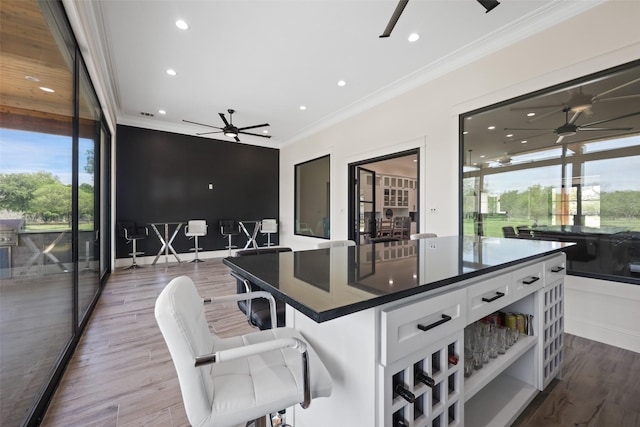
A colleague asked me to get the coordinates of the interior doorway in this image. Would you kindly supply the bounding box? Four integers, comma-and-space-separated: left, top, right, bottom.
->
348, 149, 420, 244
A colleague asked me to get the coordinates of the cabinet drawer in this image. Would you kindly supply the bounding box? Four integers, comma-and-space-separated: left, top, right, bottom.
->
380, 288, 466, 366
467, 273, 511, 323
512, 261, 544, 300
544, 253, 567, 286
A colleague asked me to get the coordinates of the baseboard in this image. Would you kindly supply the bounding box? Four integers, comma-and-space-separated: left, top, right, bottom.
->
565, 316, 640, 354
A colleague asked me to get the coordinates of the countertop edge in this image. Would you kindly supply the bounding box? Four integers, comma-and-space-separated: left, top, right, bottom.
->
223, 246, 568, 323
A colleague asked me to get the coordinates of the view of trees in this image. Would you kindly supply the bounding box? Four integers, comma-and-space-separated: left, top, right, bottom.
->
499, 184, 553, 224
0, 172, 94, 222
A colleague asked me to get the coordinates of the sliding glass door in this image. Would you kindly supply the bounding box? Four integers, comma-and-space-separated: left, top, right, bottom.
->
0, 0, 110, 424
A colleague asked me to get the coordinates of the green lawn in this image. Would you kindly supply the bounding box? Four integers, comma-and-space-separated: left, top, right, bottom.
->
463, 217, 640, 237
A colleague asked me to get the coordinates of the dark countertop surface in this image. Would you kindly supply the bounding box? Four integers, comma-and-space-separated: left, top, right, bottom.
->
223, 236, 573, 323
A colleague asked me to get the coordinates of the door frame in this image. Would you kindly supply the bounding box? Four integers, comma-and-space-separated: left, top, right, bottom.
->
348, 148, 420, 243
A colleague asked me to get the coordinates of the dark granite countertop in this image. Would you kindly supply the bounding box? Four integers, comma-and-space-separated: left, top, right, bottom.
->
223, 236, 573, 323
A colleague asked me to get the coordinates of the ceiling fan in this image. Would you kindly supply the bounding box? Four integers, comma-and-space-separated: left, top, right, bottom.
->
183, 109, 271, 142
379, 0, 499, 38
505, 108, 640, 144
513, 77, 640, 123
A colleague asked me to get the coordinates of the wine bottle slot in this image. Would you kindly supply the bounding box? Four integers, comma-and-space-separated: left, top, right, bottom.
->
415, 370, 435, 388
394, 384, 416, 403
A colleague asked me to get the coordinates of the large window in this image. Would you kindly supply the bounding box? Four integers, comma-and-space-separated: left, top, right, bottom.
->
461, 61, 640, 283
295, 155, 330, 238
0, 0, 110, 424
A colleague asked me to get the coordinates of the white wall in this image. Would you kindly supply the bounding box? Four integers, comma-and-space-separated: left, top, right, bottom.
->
280, 1, 640, 351
565, 275, 640, 353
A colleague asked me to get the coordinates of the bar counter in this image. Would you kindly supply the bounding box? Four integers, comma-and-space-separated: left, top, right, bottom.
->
223, 236, 574, 426
223, 236, 573, 322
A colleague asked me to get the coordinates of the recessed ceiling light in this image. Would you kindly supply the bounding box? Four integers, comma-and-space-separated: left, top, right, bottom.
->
488, 125, 496, 130
158, 109, 166, 115
25, 75, 40, 82
39, 87, 55, 93
506, 133, 513, 138
463, 131, 469, 135
299, 105, 307, 110
175, 19, 189, 30
527, 112, 536, 117
521, 140, 528, 144
480, 155, 485, 158
337, 80, 346, 87
263, 129, 269, 134
408, 33, 420, 42
166, 69, 177, 76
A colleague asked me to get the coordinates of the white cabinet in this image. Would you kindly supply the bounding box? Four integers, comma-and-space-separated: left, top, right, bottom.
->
377, 253, 565, 427
466, 272, 511, 322
291, 253, 566, 427
379, 174, 417, 210
381, 288, 466, 366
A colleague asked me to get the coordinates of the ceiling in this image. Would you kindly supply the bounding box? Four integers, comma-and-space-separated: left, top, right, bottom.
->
67, 0, 607, 147
462, 60, 640, 168
5, 0, 636, 155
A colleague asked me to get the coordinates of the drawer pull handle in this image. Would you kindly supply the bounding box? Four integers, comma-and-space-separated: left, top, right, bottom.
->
417, 314, 452, 331
551, 266, 565, 273
522, 276, 540, 285
481, 291, 505, 303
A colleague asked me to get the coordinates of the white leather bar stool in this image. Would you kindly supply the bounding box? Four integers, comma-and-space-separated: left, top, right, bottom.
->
155, 276, 333, 427
260, 219, 277, 246
184, 220, 207, 262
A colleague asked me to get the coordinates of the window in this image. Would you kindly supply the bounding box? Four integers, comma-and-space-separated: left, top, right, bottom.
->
295, 155, 330, 238
461, 60, 640, 283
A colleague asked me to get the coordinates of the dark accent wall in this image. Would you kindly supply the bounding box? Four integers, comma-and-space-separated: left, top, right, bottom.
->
115, 125, 279, 258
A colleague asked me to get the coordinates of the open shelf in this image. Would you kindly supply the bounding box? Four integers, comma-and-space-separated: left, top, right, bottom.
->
464, 334, 536, 401
465, 373, 538, 427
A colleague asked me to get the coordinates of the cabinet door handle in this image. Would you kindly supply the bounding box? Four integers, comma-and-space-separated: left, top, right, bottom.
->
522, 276, 540, 285
481, 291, 505, 303
551, 266, 565, 273
417, 314, 452, 331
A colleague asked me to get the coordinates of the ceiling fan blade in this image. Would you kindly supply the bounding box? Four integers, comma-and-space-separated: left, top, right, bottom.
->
578, 127, 633, 132
556, 135, 566, 144
596, 94, 640, 103
527, 108, 563, 123
504, 127, 554, 131
379, 0, 409, 38
219, 112, 230, 126
239, 131, 272, 138
196, 131, 223, 136
592, 77, 640, 101
237, 123, 270, 131
183, 119, 223, 130
568, 111, 582, 125
580, 111, 640, 127
234, 136, 240, 142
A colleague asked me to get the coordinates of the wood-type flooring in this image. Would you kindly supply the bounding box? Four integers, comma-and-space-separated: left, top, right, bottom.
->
40, 259, 640, 426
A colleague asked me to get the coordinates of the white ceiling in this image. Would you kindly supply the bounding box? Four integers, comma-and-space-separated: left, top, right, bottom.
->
77, 0, 605, 148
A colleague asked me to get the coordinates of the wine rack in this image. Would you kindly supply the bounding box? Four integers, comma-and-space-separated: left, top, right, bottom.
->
541, 278, 564, 388
383, 331, 463, 427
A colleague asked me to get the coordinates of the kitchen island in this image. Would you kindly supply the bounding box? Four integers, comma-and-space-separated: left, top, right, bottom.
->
224, 236, 573, 426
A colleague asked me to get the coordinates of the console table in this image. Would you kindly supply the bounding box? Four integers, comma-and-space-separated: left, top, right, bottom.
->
224, 236, 572, 426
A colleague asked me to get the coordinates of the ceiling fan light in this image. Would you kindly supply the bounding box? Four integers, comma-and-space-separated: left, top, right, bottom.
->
571, 103, 591, 113
224, 130, 238, 138
477, 0, 500, 13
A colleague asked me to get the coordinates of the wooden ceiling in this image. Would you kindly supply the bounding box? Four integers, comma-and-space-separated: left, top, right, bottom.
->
0, 0, 98, 136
